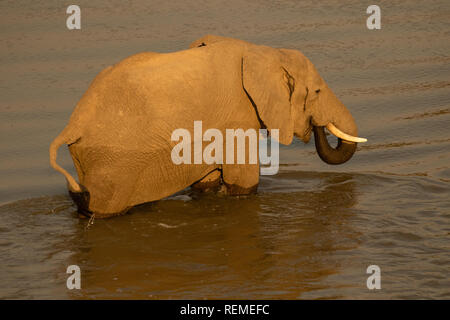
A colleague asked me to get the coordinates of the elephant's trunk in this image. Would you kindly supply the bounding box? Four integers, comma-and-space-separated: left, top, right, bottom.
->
313, 126, 357, 165
310, 85, 367, 165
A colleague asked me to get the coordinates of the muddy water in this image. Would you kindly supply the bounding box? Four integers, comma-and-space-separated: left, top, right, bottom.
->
1, 0, 449, 299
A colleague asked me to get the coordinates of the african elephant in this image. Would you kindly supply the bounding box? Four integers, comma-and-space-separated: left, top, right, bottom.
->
50, 35, 366, 218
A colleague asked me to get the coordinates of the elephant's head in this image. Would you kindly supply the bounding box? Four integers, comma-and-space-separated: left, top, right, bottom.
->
191, 35, 367, 164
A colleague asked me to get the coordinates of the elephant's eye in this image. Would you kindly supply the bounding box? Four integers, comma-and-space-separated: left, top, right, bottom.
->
315, 89, 321, 94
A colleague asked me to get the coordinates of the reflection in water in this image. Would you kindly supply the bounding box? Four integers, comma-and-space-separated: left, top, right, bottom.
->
1, 167, 449, 299
0, 172, 361, 299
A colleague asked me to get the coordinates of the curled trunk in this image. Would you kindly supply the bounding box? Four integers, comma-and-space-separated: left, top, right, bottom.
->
313, 126, 357, 165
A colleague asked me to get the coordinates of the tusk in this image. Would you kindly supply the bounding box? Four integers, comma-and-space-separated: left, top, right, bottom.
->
326, 123, 367, 143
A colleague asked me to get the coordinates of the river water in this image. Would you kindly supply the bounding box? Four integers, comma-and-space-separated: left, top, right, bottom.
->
0, 0, 449, 299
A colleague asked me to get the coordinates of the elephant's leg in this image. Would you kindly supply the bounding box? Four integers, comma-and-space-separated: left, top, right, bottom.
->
222, 163, 259, 195
73, 148, 145, 217
80, 166, 137, 217
191, 169, 222, 192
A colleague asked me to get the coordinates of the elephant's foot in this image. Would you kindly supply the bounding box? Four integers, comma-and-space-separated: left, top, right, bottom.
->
69, 184, 130, 219
69, 185, 91, 217
224, 182, 258, 195
191, 170, 222, 192
221, 163, 259, 196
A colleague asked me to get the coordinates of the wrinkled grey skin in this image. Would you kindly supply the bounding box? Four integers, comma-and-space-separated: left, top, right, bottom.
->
50, 35, 360, 217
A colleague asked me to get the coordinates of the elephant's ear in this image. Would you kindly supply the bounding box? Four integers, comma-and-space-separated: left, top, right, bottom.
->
242, 46, 295, 145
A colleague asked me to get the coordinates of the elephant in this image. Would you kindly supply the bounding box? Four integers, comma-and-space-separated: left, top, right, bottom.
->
49, 35, 366, 218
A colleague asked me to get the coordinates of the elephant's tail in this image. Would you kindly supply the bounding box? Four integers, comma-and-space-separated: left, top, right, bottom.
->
49, 127, 82, 192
